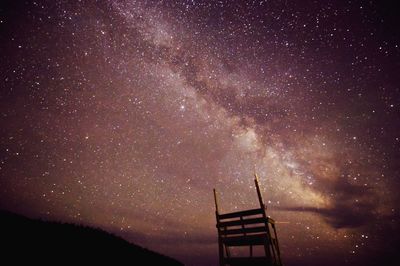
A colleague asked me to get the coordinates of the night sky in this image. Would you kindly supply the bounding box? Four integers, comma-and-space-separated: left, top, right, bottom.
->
1, 0, 399, 265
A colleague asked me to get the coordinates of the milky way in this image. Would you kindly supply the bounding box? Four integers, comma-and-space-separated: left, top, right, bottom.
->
1, 1, 399, 265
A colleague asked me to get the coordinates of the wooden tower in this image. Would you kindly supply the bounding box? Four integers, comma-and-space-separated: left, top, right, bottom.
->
213, 173, 282, 266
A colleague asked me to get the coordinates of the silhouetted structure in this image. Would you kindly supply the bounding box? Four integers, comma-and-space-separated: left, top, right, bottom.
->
213, 173, 282, 266
0, 210, 183, 265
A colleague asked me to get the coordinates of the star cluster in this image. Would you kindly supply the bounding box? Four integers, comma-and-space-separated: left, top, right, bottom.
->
1, 1, 399, 265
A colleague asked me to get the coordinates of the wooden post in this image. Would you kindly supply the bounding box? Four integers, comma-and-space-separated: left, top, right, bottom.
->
214, 189, 224, 266
272, 223, 282, 265
254, 173, 265, 210
254, 173, 273, 260
213, 188, 219, 214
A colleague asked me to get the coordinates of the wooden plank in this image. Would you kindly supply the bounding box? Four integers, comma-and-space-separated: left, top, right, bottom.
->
222, 234, 267, 246
220, 226, 267, 236
218, 208, 264, 220
218, 217, 266, 227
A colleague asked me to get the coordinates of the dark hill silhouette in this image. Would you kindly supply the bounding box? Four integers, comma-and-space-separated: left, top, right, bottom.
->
0, 210, 183, 265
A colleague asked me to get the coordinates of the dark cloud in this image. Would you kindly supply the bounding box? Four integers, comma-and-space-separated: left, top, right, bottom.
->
278, 174, 378, 229
278, 203, 375, 229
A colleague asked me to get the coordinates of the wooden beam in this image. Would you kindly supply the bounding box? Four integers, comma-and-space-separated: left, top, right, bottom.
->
217, 208, 263, 220
218, 217, 266, 227
220, 226, 268, 236
222, 234, 268, 246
